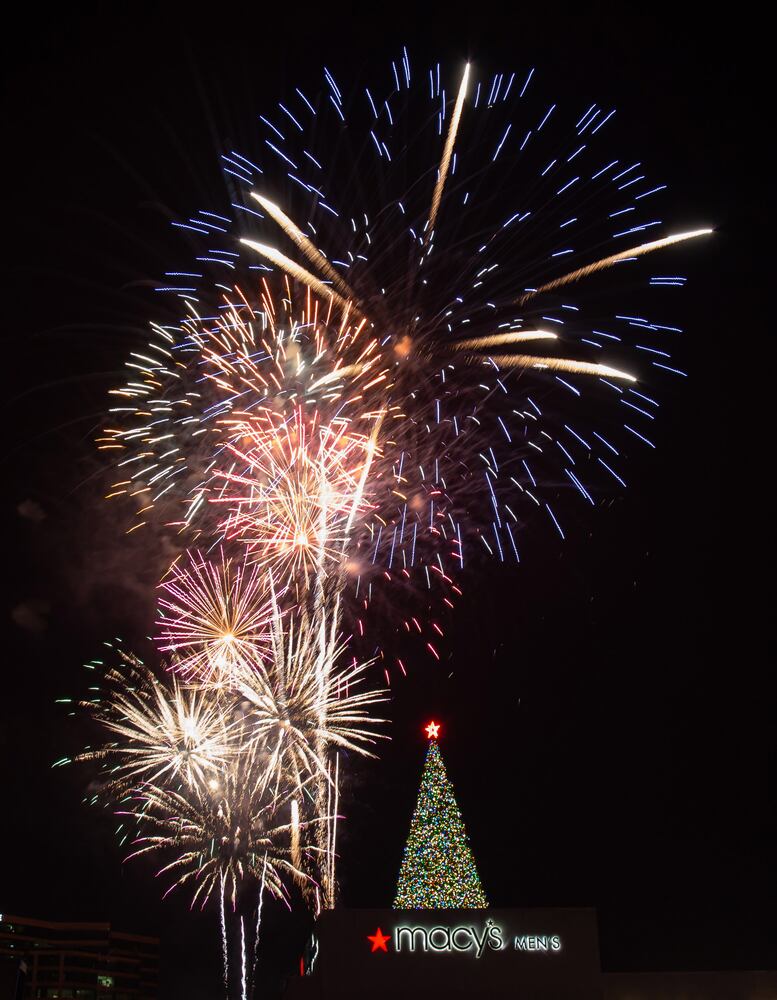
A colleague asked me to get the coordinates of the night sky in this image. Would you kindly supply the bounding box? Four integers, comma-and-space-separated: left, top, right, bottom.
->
1, 5, 770, 998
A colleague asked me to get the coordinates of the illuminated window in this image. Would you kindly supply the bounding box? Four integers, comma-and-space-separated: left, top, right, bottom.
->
97, 976, 113, 988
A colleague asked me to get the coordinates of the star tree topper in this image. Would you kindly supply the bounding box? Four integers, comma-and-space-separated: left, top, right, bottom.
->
425, 720, 441, 740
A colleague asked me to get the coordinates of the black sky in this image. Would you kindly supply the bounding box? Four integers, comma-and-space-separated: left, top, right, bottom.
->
1, 4, 771, 998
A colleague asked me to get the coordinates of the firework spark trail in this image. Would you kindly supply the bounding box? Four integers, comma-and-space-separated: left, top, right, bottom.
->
426, 62, 470, 244
485, 354, 637, 380
310, 405, 382, 904
241, 917, 248, 1000
240, 239, 352, 310
451, 330, 558, 349
219, 873, 229, 995
290, 799, 301, 872
306, 409, 385, 905
518, 229, 713, 304
250, 855, 269, 995
329, 752, 340, 906
342, 411, 384, 543
251, 193, 359, 301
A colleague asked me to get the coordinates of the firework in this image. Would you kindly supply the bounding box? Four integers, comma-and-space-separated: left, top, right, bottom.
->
122, 738, 314, 998
78, 592, 387, 898
76, 653, 235, 793
249, 193, 359, 299
212, 407, 378, 592
426, 62, 471, 241
517, 228, 713, 304
99, 53, 710, 672
235, 586, 388, 794
156, 550, 274, 683
72, 49, 710, 997
122, 739, 308, 910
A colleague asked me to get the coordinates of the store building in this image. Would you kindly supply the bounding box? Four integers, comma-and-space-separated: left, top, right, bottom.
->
283, 907, 777, 999
0, 914, 158, 1000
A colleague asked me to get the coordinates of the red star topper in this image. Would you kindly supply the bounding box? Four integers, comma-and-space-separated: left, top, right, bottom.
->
367, 927, 391, 953
425, 720, 441, 740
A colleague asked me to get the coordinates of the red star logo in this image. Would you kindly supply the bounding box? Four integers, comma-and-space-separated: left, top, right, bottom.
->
367, 927, 391, 953
425, 720, 440, 740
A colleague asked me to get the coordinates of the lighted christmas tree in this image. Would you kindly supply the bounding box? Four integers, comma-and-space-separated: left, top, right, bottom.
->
393, 721, 487, 908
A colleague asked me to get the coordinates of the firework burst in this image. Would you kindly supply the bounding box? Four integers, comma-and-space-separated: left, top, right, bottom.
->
212, 407, 377, 592
235, 587, 388, 794
76, 654, 235, 793
156, 550, 274, 683
123, 739, 310, 909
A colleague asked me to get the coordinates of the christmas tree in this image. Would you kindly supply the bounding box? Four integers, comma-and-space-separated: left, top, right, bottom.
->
393, 721, 487, 908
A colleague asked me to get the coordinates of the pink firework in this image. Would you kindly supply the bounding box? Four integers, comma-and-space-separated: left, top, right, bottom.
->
211, 406, 378, 590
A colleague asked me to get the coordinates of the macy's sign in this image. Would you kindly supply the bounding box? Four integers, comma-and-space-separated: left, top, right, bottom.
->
368, 920, 563, 958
